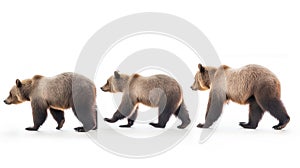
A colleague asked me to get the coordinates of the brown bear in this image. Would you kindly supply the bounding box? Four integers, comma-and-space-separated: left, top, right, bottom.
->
191, 64, 290, 130
101, 71, 191, 129
4, 72, 97, 132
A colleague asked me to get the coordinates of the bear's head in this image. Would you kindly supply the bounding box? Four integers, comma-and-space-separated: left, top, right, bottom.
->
4, 79, 32, 105
101, 71, 130, 93
191, 64, 214, 91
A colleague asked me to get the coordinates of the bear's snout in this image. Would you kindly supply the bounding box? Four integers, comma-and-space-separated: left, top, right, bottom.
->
101, 86, 109, 92
190, 86, 197, 91
3, 100, 10, 105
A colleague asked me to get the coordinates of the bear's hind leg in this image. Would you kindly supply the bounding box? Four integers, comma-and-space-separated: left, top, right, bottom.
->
176, 102, 191, 129
262, 99, 290, 130
50, 108, 65, 130
72, 105, 97, 132
257, 97, 290, 130
120, 106, 139, 128
149, 112, 172, 128
239, 98, 264, 129
150, 103, 174, 128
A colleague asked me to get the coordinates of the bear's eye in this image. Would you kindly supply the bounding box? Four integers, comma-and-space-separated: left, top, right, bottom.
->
9, 92, 12, 97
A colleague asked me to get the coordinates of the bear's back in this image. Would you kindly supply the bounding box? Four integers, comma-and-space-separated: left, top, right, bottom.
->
33, 72, 96, 107
226, 64, 279, 84
129, 74, 182, 98
131, 74, 179, 88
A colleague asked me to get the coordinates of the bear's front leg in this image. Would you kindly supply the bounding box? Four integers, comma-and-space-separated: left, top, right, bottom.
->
119, 106, 138, 128
26, 100, 48, 131
104, 94, 136, 125
119, 119, 134, 128
197, 90, 225, 128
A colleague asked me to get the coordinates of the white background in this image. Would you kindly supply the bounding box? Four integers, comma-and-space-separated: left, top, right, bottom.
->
0, 0, 299, 167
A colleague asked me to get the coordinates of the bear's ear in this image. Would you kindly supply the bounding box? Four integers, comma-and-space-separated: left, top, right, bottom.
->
16, 79, 22, 88
114, 71, 120, 79
198, 64, 205, 73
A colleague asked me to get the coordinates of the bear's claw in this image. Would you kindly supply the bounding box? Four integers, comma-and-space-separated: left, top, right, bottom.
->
119, 124, 132, 128
74, 127, 86, 132
25, 127, 38, 131
196, 123, 205, 128
149, 122, 165, 128
239, 122, 257, 129
273, 123, 287, 130
272, 118, 290, 130
104, 118, 118, 123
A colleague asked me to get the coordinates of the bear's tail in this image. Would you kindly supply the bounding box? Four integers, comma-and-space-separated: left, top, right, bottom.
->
93, 104, 98, 130
174, 102, 182, 116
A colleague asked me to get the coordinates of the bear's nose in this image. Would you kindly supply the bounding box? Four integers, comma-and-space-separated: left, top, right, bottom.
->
100, 87, 104, 91
3, 100, 7, 104
190, 86, 196, 91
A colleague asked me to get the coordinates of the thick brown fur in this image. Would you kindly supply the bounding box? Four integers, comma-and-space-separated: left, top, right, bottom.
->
101, 71, 191, 129
4, 72, 97, 132
191, 64, 290, 130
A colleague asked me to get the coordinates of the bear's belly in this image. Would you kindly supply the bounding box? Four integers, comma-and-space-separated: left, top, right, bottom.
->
226, 93, 249, 105
226, 85, 252, 105
49, 105, 67, 111
138, 99, 158, 107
